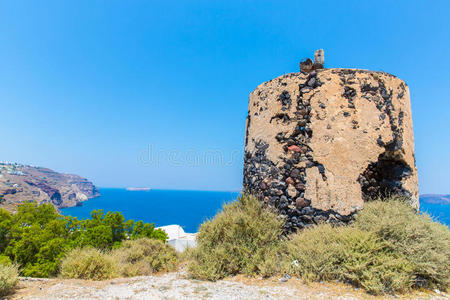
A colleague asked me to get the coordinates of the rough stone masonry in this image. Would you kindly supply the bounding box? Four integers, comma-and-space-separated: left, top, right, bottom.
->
243, 68, 419, 232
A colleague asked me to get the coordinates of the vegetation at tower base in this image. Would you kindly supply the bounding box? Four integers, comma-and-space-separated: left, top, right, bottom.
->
282, 224, 412, 294
0, 201, 168, 278
188, 195, 450, 295
354, 198, 450, 291
188, 195, 284, 281
283, 198, 450, 293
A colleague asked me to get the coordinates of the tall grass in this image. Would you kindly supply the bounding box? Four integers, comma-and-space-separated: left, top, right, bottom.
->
0, 263, 19, 297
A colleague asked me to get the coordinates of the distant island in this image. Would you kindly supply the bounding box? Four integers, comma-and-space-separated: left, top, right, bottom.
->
420, 194, 450, 205
126, 187, 151, 191
0, 162, 99, 212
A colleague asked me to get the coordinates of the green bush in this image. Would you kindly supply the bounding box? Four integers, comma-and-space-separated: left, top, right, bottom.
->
4, 203, 70, 277
60, 247, 117, 280
112, 238, 177, 277
0, 208, 11, 253
0, 263, 19, 297
355, 199, 450, 291
188, 195, 284, 281
70, 210, 168, 250
283, 224, 412, 294
0, 202, 167, 277
0, 255, 12, 266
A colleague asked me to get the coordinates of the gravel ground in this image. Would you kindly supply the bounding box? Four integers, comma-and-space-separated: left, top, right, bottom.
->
10, 271, 449, 300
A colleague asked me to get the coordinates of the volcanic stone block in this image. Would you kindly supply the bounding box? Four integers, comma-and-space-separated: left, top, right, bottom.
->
243, 68, 418, 231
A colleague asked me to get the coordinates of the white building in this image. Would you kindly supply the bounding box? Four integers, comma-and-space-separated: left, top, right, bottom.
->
157, 224, 197, 252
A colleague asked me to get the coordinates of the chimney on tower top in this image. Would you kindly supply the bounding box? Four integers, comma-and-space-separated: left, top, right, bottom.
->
314, 49, 325, 69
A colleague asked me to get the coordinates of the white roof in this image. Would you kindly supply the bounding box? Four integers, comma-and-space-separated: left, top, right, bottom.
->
157, 224, 196, 240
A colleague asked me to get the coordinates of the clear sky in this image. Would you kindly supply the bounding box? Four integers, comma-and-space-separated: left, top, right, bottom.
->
0, 1, 449, 193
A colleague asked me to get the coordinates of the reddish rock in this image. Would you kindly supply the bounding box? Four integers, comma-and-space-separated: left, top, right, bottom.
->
295, 197, 308, 208
287, 145, 301, 152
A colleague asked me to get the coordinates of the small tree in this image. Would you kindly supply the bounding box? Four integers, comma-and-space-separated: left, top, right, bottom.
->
0, 209, 12, 253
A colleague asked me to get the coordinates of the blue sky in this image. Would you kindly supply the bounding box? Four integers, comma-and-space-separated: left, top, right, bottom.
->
0, 1, 449, 193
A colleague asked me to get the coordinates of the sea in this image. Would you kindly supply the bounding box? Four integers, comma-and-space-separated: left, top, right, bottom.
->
61, 188, 449, 233
420, 201, 450, 226
61, 188, 240, 233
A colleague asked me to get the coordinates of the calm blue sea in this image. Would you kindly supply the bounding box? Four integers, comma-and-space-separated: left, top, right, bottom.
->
61, 188, 240, 233
420, 201, 450, 226
61, 189, 450, 233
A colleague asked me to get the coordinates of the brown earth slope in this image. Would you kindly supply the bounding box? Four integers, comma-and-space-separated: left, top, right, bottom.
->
0, 162, 99, 212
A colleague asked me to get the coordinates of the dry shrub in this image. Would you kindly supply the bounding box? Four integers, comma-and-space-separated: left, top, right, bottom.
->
111, 238, 177, 277
188, 195, 284, 281
283, 224, 412, 294
355, 198, 450, 291
60, 247, 117, 280
0, 263, 19, 296
178, 244, 195, 263
186, 194, 449, 294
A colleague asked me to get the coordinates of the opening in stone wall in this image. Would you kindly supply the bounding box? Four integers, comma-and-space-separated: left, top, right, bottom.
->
359, 152, 413, 200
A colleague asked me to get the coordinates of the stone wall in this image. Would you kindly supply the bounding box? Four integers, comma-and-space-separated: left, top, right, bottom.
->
243, 68, 418, 232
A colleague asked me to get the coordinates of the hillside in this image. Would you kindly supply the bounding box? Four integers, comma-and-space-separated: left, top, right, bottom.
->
0, 162, 99, 212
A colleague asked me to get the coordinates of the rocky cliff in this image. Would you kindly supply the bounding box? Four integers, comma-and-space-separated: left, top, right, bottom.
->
243, 68, 418, 231
0, 163, 99, 212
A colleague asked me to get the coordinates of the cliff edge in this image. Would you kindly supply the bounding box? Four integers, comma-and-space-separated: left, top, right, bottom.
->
0, 162, 99, 211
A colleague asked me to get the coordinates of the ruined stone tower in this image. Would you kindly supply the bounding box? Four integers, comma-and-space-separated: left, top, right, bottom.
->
243, 68, 418, 231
